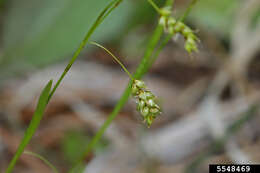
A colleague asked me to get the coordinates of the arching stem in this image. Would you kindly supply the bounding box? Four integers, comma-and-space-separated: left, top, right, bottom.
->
90, 42, 134, 80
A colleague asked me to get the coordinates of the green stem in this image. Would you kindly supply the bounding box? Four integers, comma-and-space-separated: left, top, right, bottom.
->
134, 25, 164, 76
90, 42, 134, 80
147, 0, 162, 14
147, 0, 175, 16
179, 0, 198, 22
48, 0, 122, 102
148, 33, 173, 70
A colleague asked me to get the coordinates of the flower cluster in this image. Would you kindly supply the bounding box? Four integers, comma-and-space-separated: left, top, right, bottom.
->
159, 13, 199, 53
131, 79, 161, 127
91, 42, 162, 127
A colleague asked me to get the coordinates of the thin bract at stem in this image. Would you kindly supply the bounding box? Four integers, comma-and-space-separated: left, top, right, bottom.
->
24, 151, 59, 173
90, 42, 134, 80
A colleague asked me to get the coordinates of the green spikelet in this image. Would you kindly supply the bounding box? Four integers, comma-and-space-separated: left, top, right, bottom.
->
91, 42, 162, 127
148, 0, 199, 54
159, 16, 199, 53
132, 80, 161, 127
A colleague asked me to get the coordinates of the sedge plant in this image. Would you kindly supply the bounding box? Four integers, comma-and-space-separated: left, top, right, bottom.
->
6, 0, 199, 172
90, 42, 162, 127
68, 0, 176, 171
69, 0, 199, 172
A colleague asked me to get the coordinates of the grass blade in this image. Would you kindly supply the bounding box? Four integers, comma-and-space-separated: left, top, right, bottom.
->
6, 1, 123, 172
47, 0, 122, 102
6, 80, 53, 173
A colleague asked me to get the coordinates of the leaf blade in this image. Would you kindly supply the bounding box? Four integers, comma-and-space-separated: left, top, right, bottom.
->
6, 80, 52, 173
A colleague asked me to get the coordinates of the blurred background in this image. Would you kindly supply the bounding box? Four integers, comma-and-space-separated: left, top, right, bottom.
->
0, 0, 260, 172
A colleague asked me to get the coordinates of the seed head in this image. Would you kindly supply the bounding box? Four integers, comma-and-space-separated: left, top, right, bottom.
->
132, 80, 161, 127
91, 42, 162, 127
159, 16, 199, 54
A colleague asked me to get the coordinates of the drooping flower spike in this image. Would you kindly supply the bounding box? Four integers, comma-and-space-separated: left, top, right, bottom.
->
148, 0, 199, 54
90, 42, 161, 127
159, 16, 199, 53
131, 79, 161, 127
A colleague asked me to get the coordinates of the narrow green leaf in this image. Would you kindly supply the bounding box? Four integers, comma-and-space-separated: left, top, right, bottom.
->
6, 80, 53, 173
47, 0, 123, 101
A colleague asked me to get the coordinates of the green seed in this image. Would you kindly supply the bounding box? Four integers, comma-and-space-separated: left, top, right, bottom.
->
150, 108, 159, 114
131, 85, 139, 95
145, 91, 154, 99
183, 27, 192, 36
174, 22, 185, 32
159, 16, 167, 27
137, 100, 146, 111
146, 99, 155, 107
134, 80, 146, 89
141, 107, 149, 117
168, 17, 176, 26
139, 92, 147, 100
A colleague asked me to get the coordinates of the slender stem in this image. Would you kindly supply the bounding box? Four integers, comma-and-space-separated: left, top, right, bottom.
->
48, 0, 122, 102
90, 42, 134, 80
147, 0, 175, 15
101, 0, 122, 21
24, 151, 59, 173
147, 0, 162, 14
148, 33, 173, 68
135, 25, 164, 76
179, 0, 198, 22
